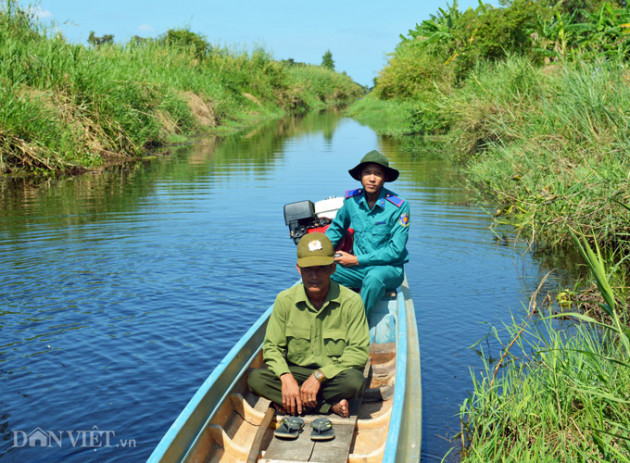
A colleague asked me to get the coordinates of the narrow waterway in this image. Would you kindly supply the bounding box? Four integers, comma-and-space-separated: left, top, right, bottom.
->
0, 111, 567, 462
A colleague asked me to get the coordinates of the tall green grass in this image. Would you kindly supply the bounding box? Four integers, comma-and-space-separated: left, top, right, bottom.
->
357, 2, 630, 459
358, 1, 630, 257
359, 53, 630, 256
0, 3, 362, 175
456, 58, 630, 252
459, 235, 629, 462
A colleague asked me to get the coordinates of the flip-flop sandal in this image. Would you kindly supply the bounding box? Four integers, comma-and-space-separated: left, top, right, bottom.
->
310, 417, 335, 441
274, 416, 305, 439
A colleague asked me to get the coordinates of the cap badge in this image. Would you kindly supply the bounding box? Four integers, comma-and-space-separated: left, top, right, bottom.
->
308, 240, 323, 252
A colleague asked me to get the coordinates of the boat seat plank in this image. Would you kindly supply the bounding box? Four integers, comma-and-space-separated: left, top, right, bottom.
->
260, 428, 313, 462
309, 423, 355, 463
247, 400, 274, 463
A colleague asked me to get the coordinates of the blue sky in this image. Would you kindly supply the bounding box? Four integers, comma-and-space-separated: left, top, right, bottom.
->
33, 0, 491, 87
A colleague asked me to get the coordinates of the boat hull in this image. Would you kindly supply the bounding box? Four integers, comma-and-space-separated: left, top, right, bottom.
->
148, 279, 421, 463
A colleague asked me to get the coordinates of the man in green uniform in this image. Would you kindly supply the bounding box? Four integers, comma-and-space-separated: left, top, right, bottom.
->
248, 233, 370, 417
325, 150, 410, 314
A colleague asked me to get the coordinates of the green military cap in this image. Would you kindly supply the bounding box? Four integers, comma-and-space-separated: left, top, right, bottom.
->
348, 150, 399, 182
297, 233, 334, 267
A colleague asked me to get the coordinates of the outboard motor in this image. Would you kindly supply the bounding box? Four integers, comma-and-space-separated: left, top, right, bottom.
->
283, 197, 353, 253
283, 200, 330, 244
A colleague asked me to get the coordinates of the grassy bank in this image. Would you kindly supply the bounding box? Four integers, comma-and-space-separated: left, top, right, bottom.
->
459, 236, 630, 462
348, 1, 630, 257
345, 96, 417, 137
0, 3, 363, 176
350, 58, 630, 256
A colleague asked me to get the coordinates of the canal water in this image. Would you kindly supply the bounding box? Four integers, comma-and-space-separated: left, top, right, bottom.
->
0, 111, 567, 462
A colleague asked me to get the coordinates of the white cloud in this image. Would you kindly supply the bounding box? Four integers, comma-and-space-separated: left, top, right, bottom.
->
137, 24, 155, 35
30, 6, 53, 20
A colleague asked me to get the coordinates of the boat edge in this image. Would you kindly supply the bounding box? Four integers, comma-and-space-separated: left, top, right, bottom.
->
147, 304, 274, 463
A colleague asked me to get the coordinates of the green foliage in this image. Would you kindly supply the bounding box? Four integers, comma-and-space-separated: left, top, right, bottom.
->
569, 3, 630, 59
397, 0, 552, 82
160, 27, 210, 60
461, 59, 630, 252
321, 49, 335, 70
374, 40, 455, 100
285, 64, 363, 111
0, 2, 362, 175
376, 1, 630, 99
532, 2, 630, 62
87, 31, 114, 47
365, 2, 630, 459
454, 0, 548, 71
403, 1, 461, 44
366, 0, 630, 257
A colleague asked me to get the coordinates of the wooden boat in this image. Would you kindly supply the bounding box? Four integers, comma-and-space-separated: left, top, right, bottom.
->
147, 278, 421, 463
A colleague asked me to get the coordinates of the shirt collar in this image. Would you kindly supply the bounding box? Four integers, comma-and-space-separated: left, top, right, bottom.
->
359, 187, 389, 211
295, 280, 342, 312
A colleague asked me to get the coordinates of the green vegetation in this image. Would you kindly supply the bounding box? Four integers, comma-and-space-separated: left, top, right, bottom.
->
350, 0, 630, 256
321, 49, 335, 70
0, 1, 363, 176
345, 98, 418, 137
459, 235, 630, 462
347, 0, 630, 460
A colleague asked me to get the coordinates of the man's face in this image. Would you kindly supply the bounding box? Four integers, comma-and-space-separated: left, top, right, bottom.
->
297, 264, 336, 300
360, 163, 385, 195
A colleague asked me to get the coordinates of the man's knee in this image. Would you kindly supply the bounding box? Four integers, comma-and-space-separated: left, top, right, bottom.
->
363, 271, 387, 290
332, 266, 363, 289
337, 368, 365, 396
364, 266, 403, 291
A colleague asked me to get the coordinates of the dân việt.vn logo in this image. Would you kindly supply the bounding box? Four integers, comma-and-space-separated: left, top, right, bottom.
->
12, 426, 136, 448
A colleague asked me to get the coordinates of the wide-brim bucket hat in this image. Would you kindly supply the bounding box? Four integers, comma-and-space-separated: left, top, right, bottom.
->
348, 150, 399, 182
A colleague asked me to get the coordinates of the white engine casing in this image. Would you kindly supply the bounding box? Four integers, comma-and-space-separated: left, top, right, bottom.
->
314, 197, 344, 220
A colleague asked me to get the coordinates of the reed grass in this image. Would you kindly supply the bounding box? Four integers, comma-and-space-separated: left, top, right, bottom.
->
459, 58, 630, 253
459, 235, 630, 462
0, 2, 363, 175
355, 1, 630, 258
377, 54, 630, 256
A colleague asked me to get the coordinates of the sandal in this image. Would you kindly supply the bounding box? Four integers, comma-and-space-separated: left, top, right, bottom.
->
274, 416, 304, 439
310, 417, 335, 441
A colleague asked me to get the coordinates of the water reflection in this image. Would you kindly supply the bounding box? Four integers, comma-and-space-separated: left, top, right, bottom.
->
0, 111, 571, 462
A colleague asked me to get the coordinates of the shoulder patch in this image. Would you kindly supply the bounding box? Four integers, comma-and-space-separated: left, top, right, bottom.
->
345, 188, 362, 199
385, 193, 405, 207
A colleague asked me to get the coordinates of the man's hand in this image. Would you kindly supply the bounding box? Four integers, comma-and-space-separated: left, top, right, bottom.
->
300, 374, 322, 411
334, 251, 359, 267
280, 373, 302, 415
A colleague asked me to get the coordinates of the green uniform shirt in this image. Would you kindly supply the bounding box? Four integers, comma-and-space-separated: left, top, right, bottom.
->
263, 281, 369, 380
326, 186, 410, 266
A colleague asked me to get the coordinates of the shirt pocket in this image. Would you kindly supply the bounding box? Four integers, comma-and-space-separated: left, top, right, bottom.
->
323, 329, 347, 358
286, 326, 311, 363
370, 223, 391, 246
